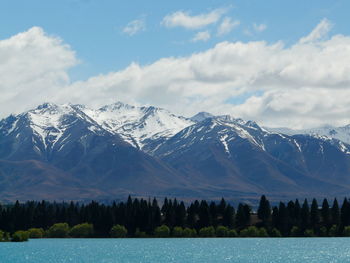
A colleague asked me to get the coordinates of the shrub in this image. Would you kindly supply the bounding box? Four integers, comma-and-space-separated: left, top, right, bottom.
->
12, 231, 29, 242
172, 226, 183, 237
110, 225, 127, 238
304, 229, 315, 237
69, 223, 94, 238
227, 229, 238, 237
343, 226, 350, 237
319, 226, 328, 237
257, 227, 269, 237
199, 226, 215, 237
47, 223, 70, 238
0, 230, 4, 241
28, 228, 45, 238
134, 228, 147, 238
290, 226, 300, 237
270, 228, 282, 237
240, 226, 259, 237
329, 225, 338, 237
216, 226, 229, 237
183, 228, 197, 237
154, 225, 170, 237
3, 232, 10, 241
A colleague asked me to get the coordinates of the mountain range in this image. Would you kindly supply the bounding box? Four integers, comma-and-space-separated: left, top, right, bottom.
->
1, 102, 350, 202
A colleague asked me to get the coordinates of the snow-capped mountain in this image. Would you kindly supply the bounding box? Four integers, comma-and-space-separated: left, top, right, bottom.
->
267, 125, 350, 145
79, 102, 194, 152
155, 115, 350, 198
1, 102, 350, 201
0, 102, 190, 201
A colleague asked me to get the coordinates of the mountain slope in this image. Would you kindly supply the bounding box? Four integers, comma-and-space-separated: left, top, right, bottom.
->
267, 125, 350, 144
1, 102, 350, 201
154, 116, 350, 199
80, 102, 194, 152
0, 103, 193, 201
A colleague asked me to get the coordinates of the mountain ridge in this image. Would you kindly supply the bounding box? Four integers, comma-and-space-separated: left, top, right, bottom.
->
1, 102, 350, 202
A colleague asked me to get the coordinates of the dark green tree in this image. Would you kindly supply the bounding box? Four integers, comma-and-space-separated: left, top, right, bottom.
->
257, 195, 271, 226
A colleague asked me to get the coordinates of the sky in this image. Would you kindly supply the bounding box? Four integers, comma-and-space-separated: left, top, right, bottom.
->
1, 0, 350, 128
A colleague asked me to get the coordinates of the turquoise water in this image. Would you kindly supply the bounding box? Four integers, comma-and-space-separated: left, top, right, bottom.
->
1, 238, 350, 262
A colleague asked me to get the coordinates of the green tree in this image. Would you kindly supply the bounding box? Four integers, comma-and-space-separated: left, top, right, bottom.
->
69, 223, 94, 238
199, 226, 215, 237
47, 223, 69, 238
236, 204, 251, 229
310, 199, 319, 229
227, 229, 238, 237
329, 225, 338, 237
300, 199, 310, 230
154, 225, 170, 237
257, 195, 271, 226
216, 226, 229, 237
290, 226, 300, 237
304, 229, 315, 237
270, 228, 282, 237
257, 227, 269, 237
223, 205, 235, 228
331, 198, 340, 226
172, 226, 183, 237
321, 199, 330, 227
319, 226, 328, 237
277, 202, 289, 236
343, 226, 350, 236
134, 228, 147, 238
183, 228, 196, 237
110, 225, 127, 238
12, 231, 29, 242
198, 201, 212, 228
240, 226, 259, 237
341, 198, 350, 226
0, 230, 4, 241
28, 228, 45, 238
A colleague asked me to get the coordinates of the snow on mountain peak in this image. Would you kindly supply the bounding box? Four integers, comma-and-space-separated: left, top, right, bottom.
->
267, 124, 350, 145
81, 102, 195, 149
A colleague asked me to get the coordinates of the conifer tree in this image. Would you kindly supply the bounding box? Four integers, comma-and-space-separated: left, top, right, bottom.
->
300, 199, 310, 230
257, 195, 271, 226
321, 198, 330, 227
310, 199, 319, 229
331, 198, 340, 226
341, 198, 350, 226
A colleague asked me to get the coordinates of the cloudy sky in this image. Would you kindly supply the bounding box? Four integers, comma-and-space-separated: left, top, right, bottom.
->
1, 0, 350, 128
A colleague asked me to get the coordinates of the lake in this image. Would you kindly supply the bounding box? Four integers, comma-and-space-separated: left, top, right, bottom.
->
1, 238, 350, 262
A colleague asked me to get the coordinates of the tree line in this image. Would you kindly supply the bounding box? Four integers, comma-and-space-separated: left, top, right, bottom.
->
1, 195, 350, 240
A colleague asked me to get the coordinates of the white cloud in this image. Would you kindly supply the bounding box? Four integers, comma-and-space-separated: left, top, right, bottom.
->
217, 17, 240, 36
191, 31, 211, 42
123, 19, 145, 36
253, 23, 267, 32
2, 20, 350, 129
0, 27, 78, 117
299, 18, 333, 44
162, 8, 227, 30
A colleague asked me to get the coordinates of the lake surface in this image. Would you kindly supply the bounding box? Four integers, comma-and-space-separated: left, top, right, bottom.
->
1, 238, 350, 262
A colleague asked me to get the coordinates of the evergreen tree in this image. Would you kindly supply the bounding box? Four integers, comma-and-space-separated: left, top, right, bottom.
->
198, 201, 211, 228
222, 204, 235, 228
321, 198, 330, 227
276, 202, 289, 236
300, 199, 310, 230
310, 199, 319, 229
341, 198, 350, 226
257, 195, 271, 226
331, 198, 340, 226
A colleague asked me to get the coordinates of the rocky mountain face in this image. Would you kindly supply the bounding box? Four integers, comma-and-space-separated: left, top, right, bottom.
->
1, 102, 350, 202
